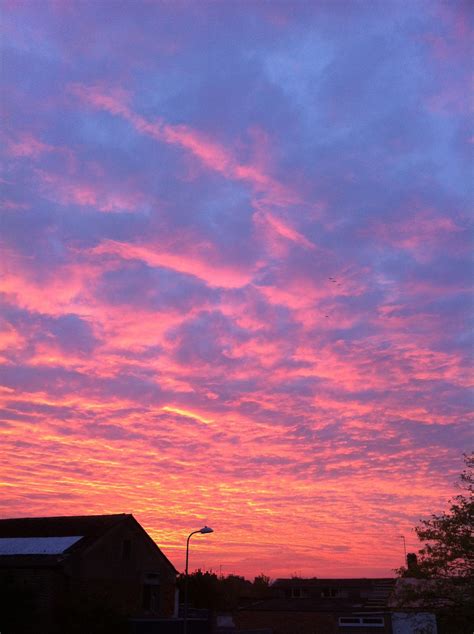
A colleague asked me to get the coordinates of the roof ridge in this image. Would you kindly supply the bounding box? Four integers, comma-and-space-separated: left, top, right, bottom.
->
0, 513, 131, 521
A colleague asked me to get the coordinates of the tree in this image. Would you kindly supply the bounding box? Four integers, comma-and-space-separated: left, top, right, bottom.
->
395, 453, 473, 633
177, 569, 220, 610
177, 570, 274, 613
253, 573, 271, 596
414, 452, 473, 580
177, 569, 254, 611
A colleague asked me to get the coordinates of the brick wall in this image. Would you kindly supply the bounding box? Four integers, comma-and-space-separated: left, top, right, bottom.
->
66, 518, 176, 618
235, 610, 394, 634
0, 566, 65, 633
0, 518, 177, 633
235, 609, 336, 634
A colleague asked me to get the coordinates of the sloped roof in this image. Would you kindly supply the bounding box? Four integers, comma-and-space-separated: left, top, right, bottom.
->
0, 514, 177, 573
0, 513, 128, 555
0, 513, 129, 540
0, 514, 131, 560
266, 578, 396, 611
0, 536, 83, 555
239, 597, 391, 613
273, 578, 395, 588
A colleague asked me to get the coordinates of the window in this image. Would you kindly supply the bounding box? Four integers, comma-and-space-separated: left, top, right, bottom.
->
340, 618, 360, 625
338, 616, 384, 627
321, 586, 339, 598
122, 539, 131, 560
143, 582, 160, 613
291, 587, 309, 598
364, 618, 384, 625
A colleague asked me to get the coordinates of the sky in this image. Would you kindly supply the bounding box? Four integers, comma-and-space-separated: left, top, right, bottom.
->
0, 0, 472, 580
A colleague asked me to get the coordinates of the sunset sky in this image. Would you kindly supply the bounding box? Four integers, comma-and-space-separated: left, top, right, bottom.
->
1, 0, 472, 579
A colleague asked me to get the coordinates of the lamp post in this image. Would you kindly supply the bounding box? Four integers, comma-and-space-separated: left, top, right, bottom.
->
399, 535, 407, 565
183, 526, 213, 634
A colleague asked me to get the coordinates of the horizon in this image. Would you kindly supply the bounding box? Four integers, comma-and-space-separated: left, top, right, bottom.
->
0, 1, 471, 581
0, 510, 410, 581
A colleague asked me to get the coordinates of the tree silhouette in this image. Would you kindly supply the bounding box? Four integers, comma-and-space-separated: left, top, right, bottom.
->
178, 570, 272, 612
396, 453, 473, 633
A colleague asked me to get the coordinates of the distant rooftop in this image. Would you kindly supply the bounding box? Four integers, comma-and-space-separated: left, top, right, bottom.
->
273, 578, 395, 586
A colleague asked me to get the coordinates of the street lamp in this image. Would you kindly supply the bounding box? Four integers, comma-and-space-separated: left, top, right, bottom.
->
399, 535, 407, 565
184, 526, 213, 634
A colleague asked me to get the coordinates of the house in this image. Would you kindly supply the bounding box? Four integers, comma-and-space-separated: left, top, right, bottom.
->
235, 578, 437, 634
390, 575, 470, 634
0, 513, 178, 633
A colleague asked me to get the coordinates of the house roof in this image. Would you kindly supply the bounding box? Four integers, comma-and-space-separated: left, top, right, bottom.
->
0, 513, 128, 557
272, 578, 395, 588
0, 536, 83, 555
0, 514, 177, 573
239, 597, 391, 613
263, 578, 396, 612
0, 513, 129, 540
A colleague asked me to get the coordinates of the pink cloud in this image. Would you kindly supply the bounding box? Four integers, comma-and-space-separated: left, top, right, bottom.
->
6, 133, 53, 158
255, 210, 316, 252
0, 322, 25, 362
161, 123, 234, 174
1, 200, 30, 211
91, 238, 255, 289
70, 83, 312, 251
0, 258, 103, 316
365, 207, 464, 261
5, 133, 75, 167
69, 83, 132, 118
33, 168, 149, 213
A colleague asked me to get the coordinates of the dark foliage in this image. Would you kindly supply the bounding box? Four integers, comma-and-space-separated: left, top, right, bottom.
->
177, 570, 272, 611
395, 453, 474, 633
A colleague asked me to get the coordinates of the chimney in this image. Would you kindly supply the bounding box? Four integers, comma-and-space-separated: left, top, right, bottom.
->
406, 553, 418, 574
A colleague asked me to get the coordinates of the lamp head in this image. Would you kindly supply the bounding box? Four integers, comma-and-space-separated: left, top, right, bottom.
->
200, 526, 213, 534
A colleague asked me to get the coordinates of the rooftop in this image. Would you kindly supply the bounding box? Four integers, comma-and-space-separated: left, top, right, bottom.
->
0, 536, 83, 555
